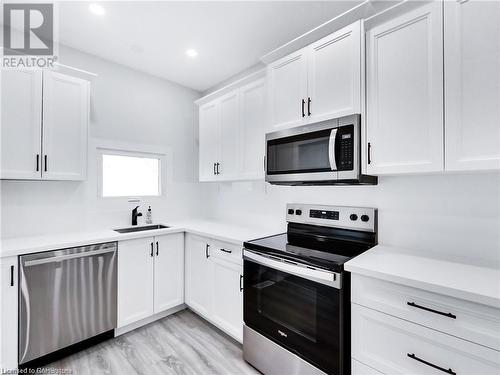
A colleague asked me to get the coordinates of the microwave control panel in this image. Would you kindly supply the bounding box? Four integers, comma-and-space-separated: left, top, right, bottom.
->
337, 125, 354, 171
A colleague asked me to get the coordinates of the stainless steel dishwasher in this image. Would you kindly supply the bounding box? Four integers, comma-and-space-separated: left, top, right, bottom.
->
19, 242, 117, 365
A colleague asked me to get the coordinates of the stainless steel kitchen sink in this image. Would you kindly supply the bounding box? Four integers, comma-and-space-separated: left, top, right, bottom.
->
113, 224, 169, 233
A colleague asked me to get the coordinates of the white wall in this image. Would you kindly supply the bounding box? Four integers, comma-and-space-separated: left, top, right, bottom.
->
202, 172, 500, 268
1, 45, 202, 238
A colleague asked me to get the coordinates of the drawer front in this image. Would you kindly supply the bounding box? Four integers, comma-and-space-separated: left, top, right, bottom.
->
351, 274, 500, 350
211, 240, 242, 265
352, 304, 500, 375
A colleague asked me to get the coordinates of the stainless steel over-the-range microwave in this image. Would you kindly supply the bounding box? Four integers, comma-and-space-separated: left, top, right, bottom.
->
265, 114, 377, 185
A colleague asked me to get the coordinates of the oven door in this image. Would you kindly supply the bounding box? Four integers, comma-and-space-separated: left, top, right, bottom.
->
243, 250, 346, 375
265, 119, 339, 183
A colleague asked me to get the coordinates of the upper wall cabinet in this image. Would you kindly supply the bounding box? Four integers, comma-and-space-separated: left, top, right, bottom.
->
1, 70, 90, 180
444, 0, 500, 171
198, 77, 266, 182
366, 2, 444, 175
267, 21, 362, 132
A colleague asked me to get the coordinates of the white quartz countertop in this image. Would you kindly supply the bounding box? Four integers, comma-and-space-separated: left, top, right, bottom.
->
344, 245, 500, 309
0, 219, 278, 258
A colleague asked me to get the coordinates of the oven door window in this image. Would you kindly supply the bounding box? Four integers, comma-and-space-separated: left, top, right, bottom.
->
267, 129, 333, 175
244, 258, 342, 374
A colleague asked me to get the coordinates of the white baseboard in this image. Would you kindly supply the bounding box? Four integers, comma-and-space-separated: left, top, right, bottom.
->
114, 304, 186, 337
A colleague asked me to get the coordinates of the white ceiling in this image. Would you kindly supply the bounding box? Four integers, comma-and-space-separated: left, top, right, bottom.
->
57, 1, 360, 92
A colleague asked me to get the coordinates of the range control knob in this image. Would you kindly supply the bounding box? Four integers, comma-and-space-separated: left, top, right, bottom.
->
361, 215, 370, 222
295, 209, 302, 215
288, 209, 294, 215
350, 214, 358, 221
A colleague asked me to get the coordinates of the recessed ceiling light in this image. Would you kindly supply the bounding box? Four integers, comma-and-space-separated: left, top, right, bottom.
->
186, 49, 198, 58
89, 3, 106, 16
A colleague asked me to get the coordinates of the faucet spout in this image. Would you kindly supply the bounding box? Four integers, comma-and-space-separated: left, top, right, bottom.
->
132, 206, 143, 226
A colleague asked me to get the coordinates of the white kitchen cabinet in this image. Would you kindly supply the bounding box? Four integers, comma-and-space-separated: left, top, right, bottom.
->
184, 234, 244, 342
154, 233, 184, 313
219, 91, 240, 179
239, 79, 266, 179
118, 233, 184, 328
0, 70, 89, 181
199, 101, 220, 181
307, 21, 362, 123
117, 237, 155, 327
444, 0, 500, 171
366, 2, 444, 175
0, 257, 18, 371
42, 71, 89, 180
267, 20, 363, 132
185, 234, 212, 317
0, 70, 42, 179
197, 76, 266, 182
211, 257, 243, 341
267, 48, 308, 130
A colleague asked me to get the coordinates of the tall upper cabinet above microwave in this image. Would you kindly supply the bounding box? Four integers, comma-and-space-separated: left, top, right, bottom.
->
1, 70, 90, 181
267, 20, 363, 132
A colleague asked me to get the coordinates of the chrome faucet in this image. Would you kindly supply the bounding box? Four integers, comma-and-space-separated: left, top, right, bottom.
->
132, 206, 142, 226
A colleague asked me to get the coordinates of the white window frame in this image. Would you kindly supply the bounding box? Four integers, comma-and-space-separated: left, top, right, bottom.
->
95, 141, 168, 200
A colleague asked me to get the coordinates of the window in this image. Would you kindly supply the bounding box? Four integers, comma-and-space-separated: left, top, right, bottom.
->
101, 153, 161, 197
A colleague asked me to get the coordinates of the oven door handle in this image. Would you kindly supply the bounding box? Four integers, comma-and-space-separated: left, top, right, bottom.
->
328, 128, 338, 171
243, 249, 341, 289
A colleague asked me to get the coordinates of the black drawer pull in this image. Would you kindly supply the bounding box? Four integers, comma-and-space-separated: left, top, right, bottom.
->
239, 274, 243, 292
301, 99, 305, 117
156, 241, 159, 256
36, 154, 39, 172
407, 301, 456, 319
220, 248, 232, 254
44, 155, 47, 172
307, 97, 311, 116
205, 244, 210, 259
150, 242, 154, 257
407, 353, 456, 375
10, 265, 14, 286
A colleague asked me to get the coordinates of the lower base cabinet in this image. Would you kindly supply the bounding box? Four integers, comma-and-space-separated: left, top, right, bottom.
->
185, 234, 243, 342
118, 233, 184, 328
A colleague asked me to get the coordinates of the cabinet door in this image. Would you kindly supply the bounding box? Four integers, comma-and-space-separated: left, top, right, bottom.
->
445, 0, 500, 171
308, 21, 361, 123
153, 233, 184, 313
239, 79, 266, 179
42, 71, 89, 180
267, 48, 308, 131
199, 101, 220, 181
1, 70, 42, 179
211, 257, 243, 342
218, 91, 240, 180
0, 258, 18, 370
117, 238, 154, 327
366, 2, 444, 175
184, 235, 212, 317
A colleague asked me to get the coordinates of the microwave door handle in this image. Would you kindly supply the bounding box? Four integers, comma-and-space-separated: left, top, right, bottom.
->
329, 128, 338, 170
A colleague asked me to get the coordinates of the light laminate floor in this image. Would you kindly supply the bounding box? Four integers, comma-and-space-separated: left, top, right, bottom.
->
45, 309, 259, 375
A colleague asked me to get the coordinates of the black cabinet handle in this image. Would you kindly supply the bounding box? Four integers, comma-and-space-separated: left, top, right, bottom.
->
239, 274, 243, 292
301, 99, 305, 117
10, 265, 14, 287
213, 162, 217, 175
36, 154, 39, 172
156, 241, 159, 256
216, 162, 220, 175
220, 248, 232, 254
407, 301, 456, 319
150, 242, 154, 257
44, 155, 47, 172
407, 353, 456, 375
367, 142, 372, 164
307, 97, 311, 116
205, 244, 210, 258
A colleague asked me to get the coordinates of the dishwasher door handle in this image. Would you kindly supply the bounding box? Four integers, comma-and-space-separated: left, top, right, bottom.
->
23, 247, 116, 267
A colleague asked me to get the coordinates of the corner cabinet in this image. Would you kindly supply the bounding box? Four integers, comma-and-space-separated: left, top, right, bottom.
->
365, 2, 444, 175
267, 20, 362, 132
198, 77, 266, 182
117, 233, 184, 328
1, 70, 90, 180
185, 234, 243, 342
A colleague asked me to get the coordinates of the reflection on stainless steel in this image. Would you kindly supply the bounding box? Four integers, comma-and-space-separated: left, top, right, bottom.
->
19, 242, 117, 365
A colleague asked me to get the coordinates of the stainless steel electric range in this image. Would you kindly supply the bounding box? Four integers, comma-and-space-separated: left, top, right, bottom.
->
242, 204, 377, 375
